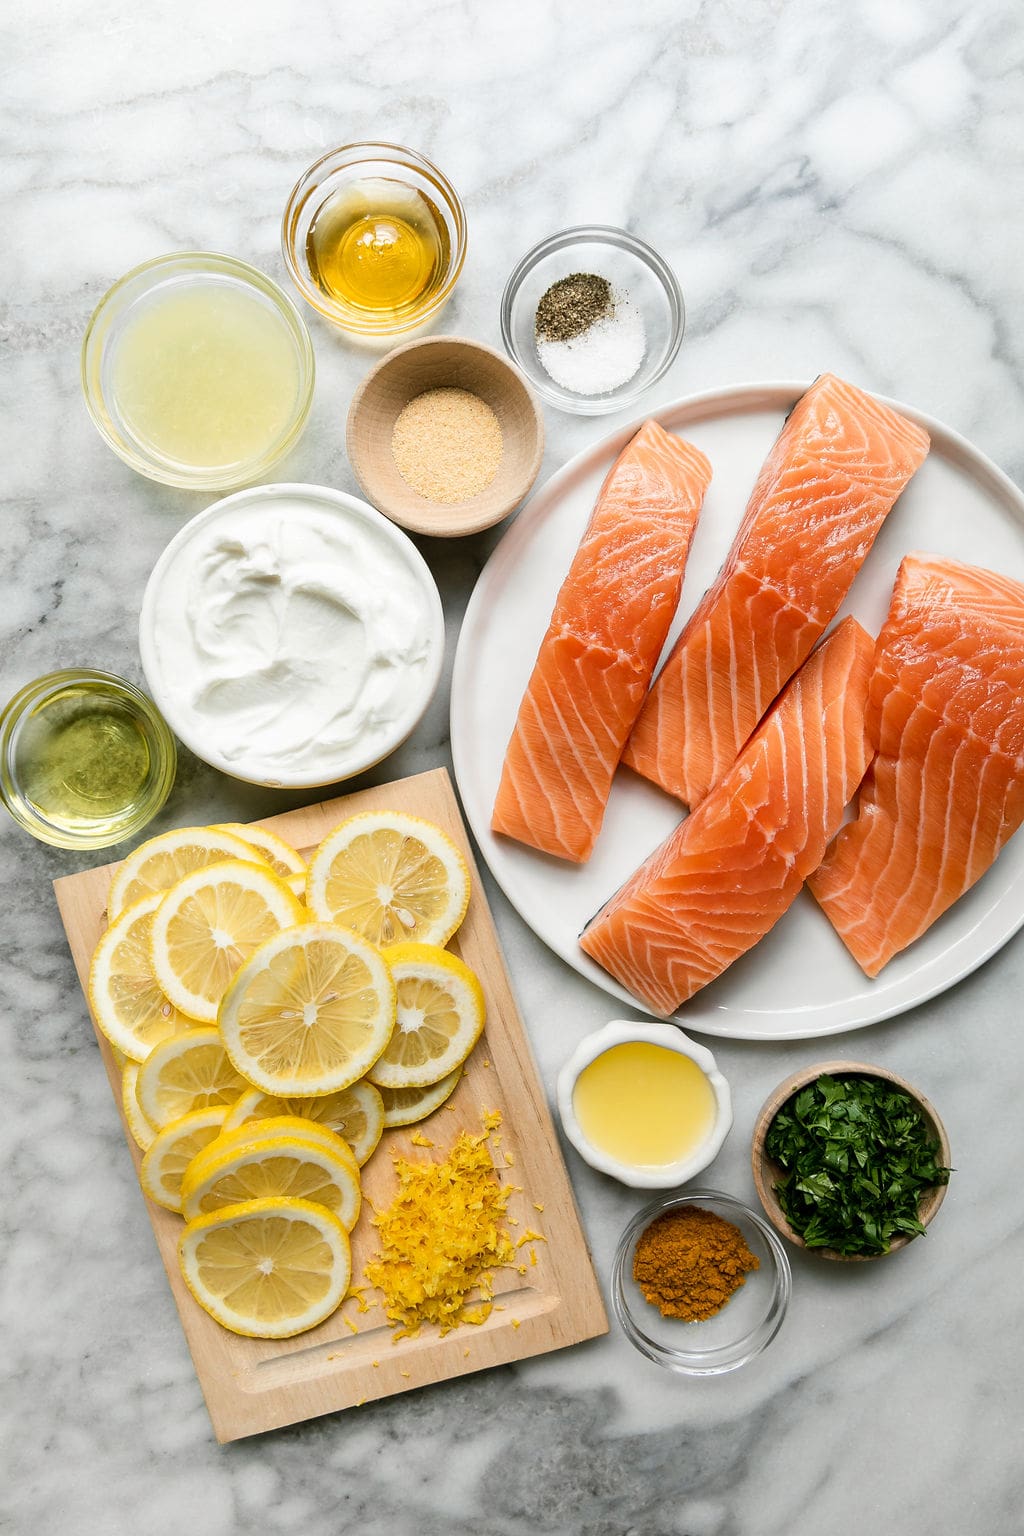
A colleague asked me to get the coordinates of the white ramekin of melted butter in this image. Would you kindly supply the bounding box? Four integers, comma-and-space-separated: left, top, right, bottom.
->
140, 484, 444, 787
557, 1020, 733, 1189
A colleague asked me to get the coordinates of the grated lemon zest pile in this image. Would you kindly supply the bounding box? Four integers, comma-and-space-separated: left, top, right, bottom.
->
364, 1114, 518, 1338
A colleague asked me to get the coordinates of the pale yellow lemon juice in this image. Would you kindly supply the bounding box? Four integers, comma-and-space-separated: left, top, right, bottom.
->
571, 1041, 717, 1169
109, 279, 303, 472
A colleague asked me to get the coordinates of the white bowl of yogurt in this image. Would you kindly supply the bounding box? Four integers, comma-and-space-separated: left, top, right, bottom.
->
139, 484, 445, 787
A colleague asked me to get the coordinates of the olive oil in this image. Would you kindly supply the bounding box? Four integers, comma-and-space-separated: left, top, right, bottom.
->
305, 177, 450, 324
110, 281, 303, 472
0, 674, 176, 847
572, 1042, 717, 1169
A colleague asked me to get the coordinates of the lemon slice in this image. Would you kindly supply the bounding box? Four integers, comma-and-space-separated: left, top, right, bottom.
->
218, 923, 396, 1096
181, 1135, 361, 1229
150, 860, 305, 1024
369, 943, 485, 1089
213, 824, 306, 881
306, 812, 470, 947
108, 827, 270, 920
121, 1062, 157, 1150
223, 1084, 385, 1166
285, 871, 307, 900
378, 1069, 462, 1128
139, 1105, 230, 1212
178, 1197, 351, 1339
137, 1028, 250, 1130
88, 894, 191, 1062
183, 1116, 360, 1189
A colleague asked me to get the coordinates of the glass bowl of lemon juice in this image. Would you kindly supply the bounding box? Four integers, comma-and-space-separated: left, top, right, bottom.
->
82, 252, 315, 491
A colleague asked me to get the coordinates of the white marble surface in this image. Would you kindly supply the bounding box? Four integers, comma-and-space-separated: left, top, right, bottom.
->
3, 2, 1023, 1532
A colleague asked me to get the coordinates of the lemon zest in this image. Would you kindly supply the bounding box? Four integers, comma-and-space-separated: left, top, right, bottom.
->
364, 1116, 517, 1338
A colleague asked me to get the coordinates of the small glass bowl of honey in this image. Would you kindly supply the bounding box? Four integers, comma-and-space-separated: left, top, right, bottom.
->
282, 142, 467, 337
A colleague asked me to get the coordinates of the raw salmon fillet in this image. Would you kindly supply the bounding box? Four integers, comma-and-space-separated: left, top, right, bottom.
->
809, 554, 1024, 977
491, 420, 712, 863
623, 374, 929, 807
580, 617, 875, 1015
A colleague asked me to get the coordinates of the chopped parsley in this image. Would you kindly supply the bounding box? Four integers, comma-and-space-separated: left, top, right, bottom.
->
764, 1073, 951, 1257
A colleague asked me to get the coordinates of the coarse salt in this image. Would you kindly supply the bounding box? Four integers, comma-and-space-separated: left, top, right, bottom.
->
536, 288, 646, 396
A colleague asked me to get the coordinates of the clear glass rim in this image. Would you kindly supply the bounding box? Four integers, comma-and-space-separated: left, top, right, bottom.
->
80, 250, 316, 491
281, 140, 468, 336
611, 1188, 791, 1374
499, 224, 685, 416
0, 668, 177, 848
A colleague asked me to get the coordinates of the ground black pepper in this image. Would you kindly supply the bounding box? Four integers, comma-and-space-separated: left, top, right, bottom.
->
534, 272, 613, 343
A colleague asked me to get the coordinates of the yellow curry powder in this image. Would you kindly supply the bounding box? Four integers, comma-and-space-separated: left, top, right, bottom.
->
364, 1113, 519, 1338
633, 1205, 759, 1321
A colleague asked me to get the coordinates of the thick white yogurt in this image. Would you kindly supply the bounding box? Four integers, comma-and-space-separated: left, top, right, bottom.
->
140, 486, 444, 786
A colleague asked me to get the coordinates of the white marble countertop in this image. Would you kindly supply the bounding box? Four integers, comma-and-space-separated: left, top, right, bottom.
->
3, 2, 1023, 1532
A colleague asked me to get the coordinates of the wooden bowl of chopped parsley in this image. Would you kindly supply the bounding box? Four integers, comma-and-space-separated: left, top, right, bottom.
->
751, 1063, 951, 1261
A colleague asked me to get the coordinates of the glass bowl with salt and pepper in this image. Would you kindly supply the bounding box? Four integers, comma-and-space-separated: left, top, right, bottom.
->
501, 226, 685, 415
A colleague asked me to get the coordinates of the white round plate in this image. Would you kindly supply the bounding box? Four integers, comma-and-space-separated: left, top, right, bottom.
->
451, 381, 1024, 1040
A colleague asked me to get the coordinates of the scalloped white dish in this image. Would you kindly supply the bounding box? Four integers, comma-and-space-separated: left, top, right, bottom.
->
450, 381, 1024, 1041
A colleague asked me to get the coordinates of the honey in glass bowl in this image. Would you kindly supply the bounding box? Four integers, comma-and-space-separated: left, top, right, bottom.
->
305, 178, 451, 323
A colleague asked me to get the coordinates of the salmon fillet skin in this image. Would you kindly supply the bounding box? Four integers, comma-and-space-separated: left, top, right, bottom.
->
622, 374, 930, 808
491, 419, 712, 863
809, 554, 1024, 977
580, 616, 876, 1015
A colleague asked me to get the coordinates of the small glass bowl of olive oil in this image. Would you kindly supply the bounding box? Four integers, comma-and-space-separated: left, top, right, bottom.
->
282, 143, 467, 337
0, 670, 177, 849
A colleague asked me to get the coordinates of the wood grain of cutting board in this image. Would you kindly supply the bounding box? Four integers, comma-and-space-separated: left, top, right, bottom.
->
53, 767, 608, 1442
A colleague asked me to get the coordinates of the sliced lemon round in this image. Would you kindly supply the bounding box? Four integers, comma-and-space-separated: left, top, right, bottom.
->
88, 894, 191, 1062
218, 923, 396, 1097
178, 1197, 351, 1339
223, 1084, 385, 1166
108, 827, 270, 920
305, 812, 470, 948
121, 1062, 157, 1150
150, 860, 305, 1024
139, 1105, 231, 1213
285, 870, 307, 900
137, 1028, 250, 1130
182, 1116, 360, 1189
180, 1135, 361, 1230
369, 943, 485, 1089
213, 824, 306, 881
378, 1068, 462, 1128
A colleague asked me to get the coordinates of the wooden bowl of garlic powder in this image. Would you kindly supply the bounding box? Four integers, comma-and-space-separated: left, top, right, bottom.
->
346, 335, 544, 536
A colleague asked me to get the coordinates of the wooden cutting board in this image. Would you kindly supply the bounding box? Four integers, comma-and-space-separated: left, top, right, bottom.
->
53, 767, 608, 1442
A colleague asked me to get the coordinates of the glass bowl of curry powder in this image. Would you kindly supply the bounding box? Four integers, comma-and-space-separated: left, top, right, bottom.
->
612, 1189, 791, 1374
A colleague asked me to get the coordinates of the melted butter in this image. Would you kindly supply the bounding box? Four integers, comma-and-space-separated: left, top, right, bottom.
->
572, 1042, 717, 1169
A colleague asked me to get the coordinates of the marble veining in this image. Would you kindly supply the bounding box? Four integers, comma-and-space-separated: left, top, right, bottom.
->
3, 1, 1023, 1532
